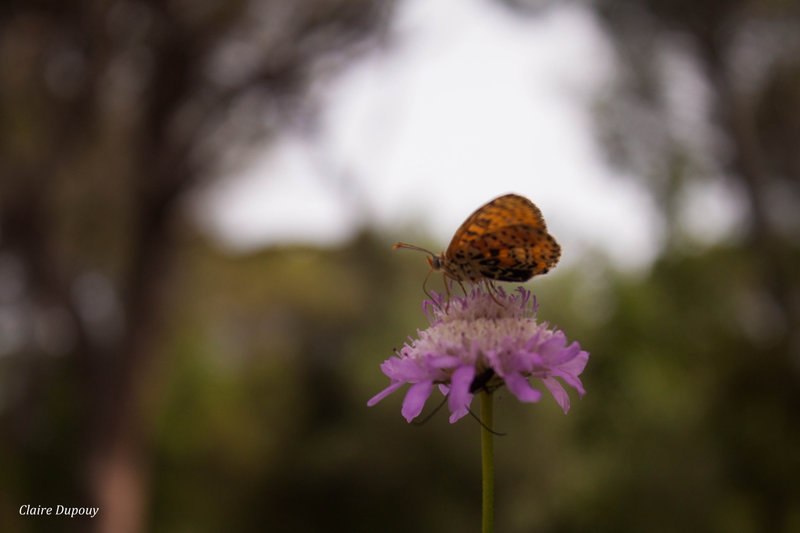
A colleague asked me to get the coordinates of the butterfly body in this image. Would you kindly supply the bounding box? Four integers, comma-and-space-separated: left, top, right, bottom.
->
397, 194, 561, 285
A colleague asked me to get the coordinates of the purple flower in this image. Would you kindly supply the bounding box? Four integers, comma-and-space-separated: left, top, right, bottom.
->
368, 285, 589, 423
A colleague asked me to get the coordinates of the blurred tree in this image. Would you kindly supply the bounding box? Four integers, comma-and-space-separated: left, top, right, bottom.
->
590, 0, 800, 338
0, 2, 392, 532
584, 1, 800, 531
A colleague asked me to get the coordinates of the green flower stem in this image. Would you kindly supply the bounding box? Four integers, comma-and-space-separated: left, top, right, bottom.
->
481, 391, 495, 533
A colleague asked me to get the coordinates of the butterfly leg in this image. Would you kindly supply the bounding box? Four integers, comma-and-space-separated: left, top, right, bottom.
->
443, 272, 452, 311
484, 279, 505, 307
456, 279, 468, 297
421, 268, 436, 303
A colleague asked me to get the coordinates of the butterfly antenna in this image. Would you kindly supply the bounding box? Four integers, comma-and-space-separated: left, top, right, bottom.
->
395, 242, 445, 307
393, 242, 437, 258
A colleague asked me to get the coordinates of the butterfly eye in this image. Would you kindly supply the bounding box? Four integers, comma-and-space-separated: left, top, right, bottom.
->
427, 256, 440, 270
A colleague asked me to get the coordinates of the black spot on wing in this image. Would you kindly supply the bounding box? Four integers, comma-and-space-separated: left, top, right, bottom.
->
478, 265, 535, 282
503, 268, 536, 282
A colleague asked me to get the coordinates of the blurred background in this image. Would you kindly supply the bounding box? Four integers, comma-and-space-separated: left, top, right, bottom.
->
1, 0, 799, 532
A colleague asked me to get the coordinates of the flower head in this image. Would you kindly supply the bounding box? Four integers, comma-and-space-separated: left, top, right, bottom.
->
368, 285, 589, 423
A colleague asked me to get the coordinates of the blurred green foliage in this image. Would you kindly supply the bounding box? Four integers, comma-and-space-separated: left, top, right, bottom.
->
2, 229, 799, 533
111, 233, 800, 532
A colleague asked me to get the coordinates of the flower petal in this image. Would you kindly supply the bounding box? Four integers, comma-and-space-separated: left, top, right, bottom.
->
559, 347, 590, 375
370, 283, 588, 421
380, 357, 427, 381
505, 373, 542, 403
448, 408, 470, 423
367, 381, 404, 406
538, 333, 568, 363
448, 366, 475, 422
549, 368, 586, 397
541, 376, 571, 413
428, 354, 462, 369
401, 380, 434, 422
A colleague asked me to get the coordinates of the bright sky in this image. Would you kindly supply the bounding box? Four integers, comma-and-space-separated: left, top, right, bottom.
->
199, 0, 740, 271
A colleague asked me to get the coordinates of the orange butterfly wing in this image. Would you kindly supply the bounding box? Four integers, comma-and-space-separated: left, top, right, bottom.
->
444, 194, 560, 282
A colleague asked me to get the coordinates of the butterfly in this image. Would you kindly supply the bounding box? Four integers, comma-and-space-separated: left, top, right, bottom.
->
394, 193, 560, 302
